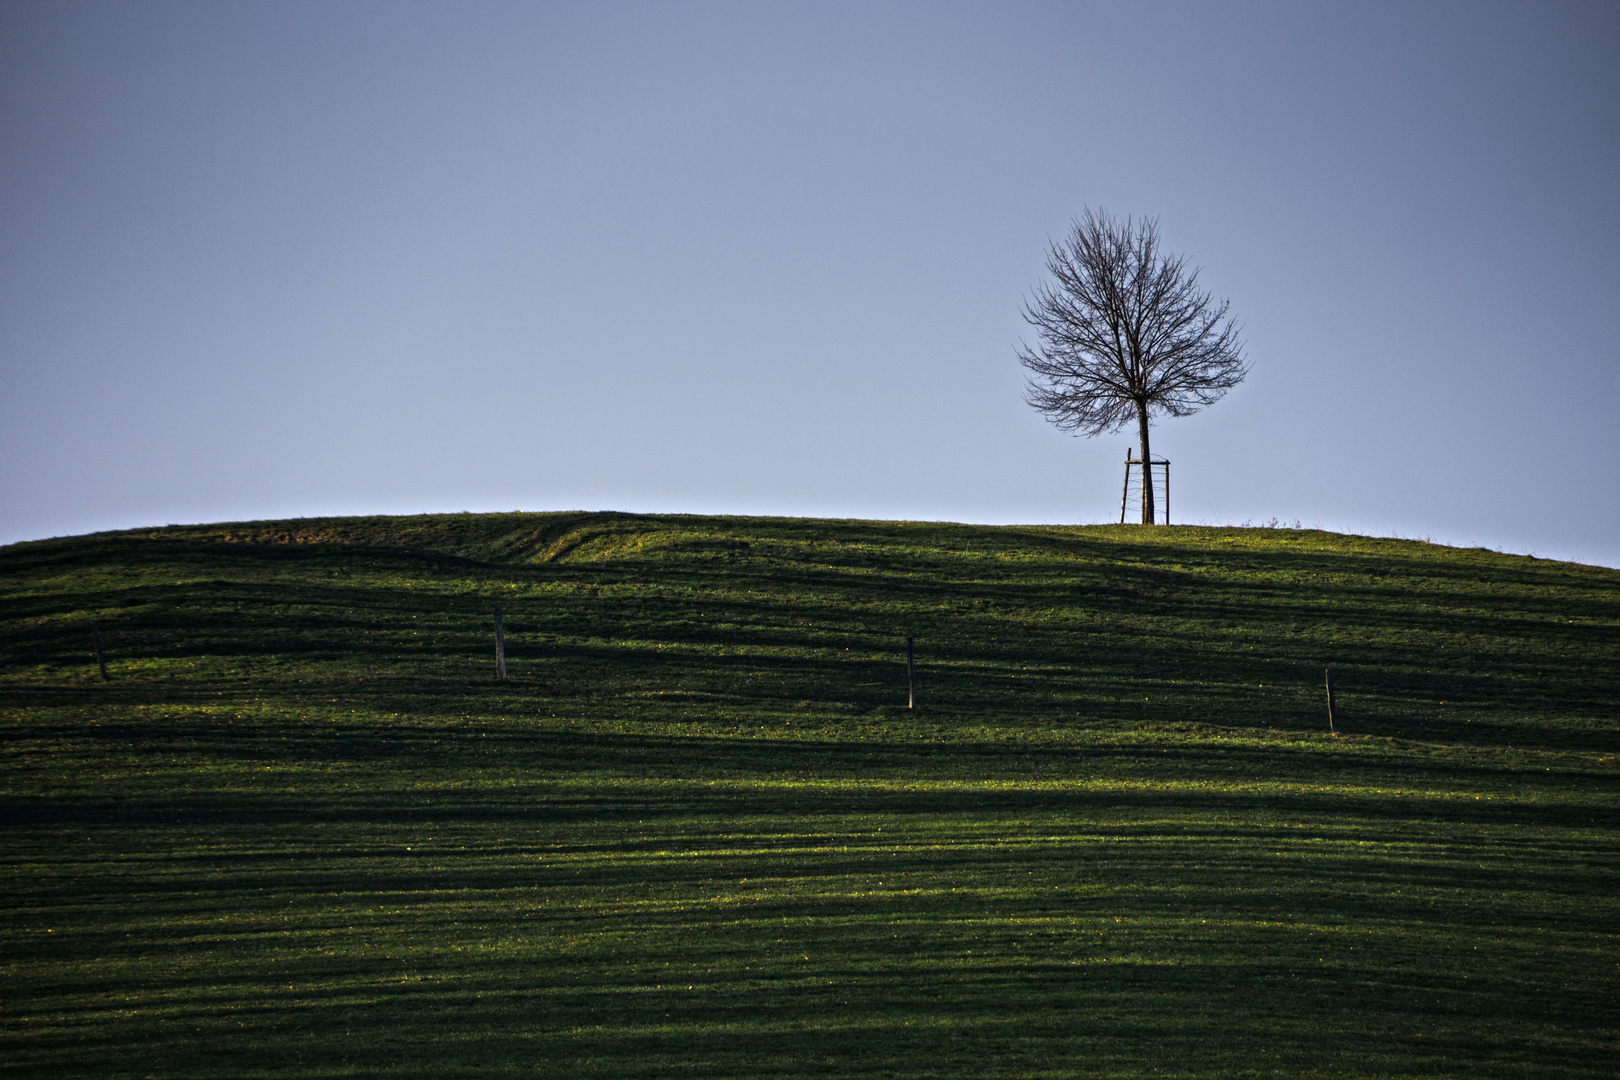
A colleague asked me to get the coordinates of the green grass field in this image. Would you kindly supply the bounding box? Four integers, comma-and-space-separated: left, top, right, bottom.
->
2, 511, 1616, 1078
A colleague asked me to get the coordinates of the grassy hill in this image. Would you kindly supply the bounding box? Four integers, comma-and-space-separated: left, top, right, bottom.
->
2, 512, 1616, 1078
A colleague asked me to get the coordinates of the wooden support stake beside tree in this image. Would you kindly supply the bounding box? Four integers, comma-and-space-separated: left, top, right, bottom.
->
905, 636, 916, 709
495, 610, 507, 681
91, 621, 108, 681
1120, 452, 1133, 524
1325, 667, 1337, 734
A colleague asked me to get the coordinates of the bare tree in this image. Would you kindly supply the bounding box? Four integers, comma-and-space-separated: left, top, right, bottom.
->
1018, 209, 1247, 524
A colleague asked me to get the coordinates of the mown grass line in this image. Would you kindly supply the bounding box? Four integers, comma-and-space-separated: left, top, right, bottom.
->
1, 512, 1616, 1077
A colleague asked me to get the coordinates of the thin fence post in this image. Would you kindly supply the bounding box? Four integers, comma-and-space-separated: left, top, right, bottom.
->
495, 610, 507, 681
91, 621, 108, 681
905, 636, 915, 709
1325, 667, 1336, 734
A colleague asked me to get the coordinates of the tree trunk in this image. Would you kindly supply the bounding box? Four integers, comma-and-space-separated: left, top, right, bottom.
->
1136, 405, 1155, 525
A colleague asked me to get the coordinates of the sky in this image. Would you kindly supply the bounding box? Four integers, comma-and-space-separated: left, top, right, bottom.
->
3, 1, 1617, 566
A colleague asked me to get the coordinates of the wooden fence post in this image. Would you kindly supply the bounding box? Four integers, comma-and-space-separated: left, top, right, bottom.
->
1325, 667, 1336, 734
91, 621, 108, 681
905, 636, 915, 709
495, 610, 507, 681
1120, 451, 1133, 524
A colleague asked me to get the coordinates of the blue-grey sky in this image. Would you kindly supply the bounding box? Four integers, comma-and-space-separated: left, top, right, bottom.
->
4, 1, 1617, 565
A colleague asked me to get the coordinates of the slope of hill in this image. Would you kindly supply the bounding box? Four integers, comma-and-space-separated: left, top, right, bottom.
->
2, 512, 1616, 1077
